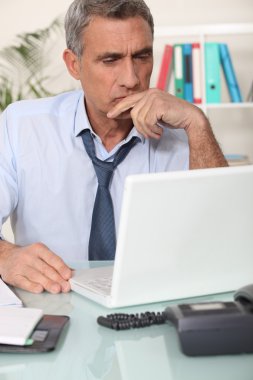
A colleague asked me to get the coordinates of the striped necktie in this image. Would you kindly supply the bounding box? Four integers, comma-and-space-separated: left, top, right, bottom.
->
81, 130, 140, 260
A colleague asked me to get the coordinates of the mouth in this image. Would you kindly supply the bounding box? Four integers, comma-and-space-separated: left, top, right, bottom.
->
113, 96, 127, 103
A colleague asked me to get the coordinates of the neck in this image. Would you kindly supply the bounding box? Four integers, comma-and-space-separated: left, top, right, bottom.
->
86, 106, 133, 152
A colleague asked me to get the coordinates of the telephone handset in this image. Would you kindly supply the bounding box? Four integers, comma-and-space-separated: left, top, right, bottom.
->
97, 284, 253, 356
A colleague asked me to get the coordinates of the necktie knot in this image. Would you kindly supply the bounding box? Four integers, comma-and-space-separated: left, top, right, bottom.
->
93, 162, 114, 188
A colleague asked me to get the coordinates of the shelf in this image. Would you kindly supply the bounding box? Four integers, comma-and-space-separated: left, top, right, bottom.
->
154, 23, 253, 38
153, 23, 253, 162
197, 102, 253, 114
206, 102, 253, 109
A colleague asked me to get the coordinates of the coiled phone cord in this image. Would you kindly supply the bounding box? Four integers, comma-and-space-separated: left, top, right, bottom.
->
97, 311, 166, 330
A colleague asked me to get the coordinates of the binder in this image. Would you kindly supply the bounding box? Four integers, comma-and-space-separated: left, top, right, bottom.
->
219, 43, 242, 103
192, 43, 202, 104
204, 43, 221, 103
183, 44, 193, 102
173, 44, 184, 99
246, 80, 253, 102
156, 44, 173, 91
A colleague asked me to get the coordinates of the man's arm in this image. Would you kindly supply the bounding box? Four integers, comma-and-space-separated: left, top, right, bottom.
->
107, 89, 228, 169
0, 108, 72, 294
0, 240, 72, 293
185, 113, 228, 169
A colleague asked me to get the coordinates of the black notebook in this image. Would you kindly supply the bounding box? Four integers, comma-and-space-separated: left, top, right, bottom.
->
0, 314, 69, 353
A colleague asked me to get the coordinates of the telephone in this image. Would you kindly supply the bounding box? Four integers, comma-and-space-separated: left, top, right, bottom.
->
97, 284, 253, 356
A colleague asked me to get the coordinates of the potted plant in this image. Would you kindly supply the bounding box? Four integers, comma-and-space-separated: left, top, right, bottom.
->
0, 16, 72, 111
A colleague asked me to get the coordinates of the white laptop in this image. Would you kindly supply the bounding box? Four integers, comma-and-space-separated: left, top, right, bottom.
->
70, 165, 253, 308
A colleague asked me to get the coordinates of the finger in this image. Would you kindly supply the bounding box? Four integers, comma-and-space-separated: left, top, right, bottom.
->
144, 120, 164, 139
33, 243, 72, 280
25, 266, 63, 294
152, 124, 164, 137
143, 128, 163, 140
107, 92, 146, 118
128, 94, 151, 135
10, 274, 44, 294
28, 243, 72, 291
32, 258, 71, 292
3, 243, 71, 293
129, 94, 163, 139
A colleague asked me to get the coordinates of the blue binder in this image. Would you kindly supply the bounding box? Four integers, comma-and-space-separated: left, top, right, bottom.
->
183, 44, 193, 102
219, 43, 242, 103
204, 43, 221, 103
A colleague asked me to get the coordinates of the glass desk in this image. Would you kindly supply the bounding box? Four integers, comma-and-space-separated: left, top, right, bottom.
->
0, 262, 253, 380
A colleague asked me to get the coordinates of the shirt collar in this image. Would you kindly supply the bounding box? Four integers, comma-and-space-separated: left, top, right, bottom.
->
74, 91, 145, 144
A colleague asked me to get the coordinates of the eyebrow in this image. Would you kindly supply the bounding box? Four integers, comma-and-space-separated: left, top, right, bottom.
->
96, 46, 153, 61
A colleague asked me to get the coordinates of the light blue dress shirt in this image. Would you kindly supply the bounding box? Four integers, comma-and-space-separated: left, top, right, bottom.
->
0, 90, 189, 260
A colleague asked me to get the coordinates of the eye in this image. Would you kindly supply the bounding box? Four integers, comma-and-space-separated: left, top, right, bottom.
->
103, 58, 115, 63
102, 56, 119, 64
135, 52, 152, 61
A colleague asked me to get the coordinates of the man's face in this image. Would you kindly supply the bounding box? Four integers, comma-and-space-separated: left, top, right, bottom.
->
75, 16, 153, 120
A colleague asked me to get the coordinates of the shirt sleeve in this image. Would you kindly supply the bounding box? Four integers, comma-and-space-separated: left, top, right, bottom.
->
0, 107, 18, 234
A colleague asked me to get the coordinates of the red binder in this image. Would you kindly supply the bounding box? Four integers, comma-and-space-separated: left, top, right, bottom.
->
192, 43, 202, 104
156, 44, 173, 91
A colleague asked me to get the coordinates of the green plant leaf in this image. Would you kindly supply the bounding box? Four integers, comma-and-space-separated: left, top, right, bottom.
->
0, 15, 71, 111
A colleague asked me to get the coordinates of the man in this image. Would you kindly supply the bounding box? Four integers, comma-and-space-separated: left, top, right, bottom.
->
0, 0, 227, 294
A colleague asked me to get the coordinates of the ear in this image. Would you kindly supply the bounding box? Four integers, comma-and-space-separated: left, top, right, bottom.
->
63, 49, 81, 80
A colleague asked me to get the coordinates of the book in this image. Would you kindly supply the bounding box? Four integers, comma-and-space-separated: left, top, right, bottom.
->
0, 278, 22, 307
0, 307, 43, 345
192, 42, 202, 104
183, 43, 193, 102
204, 42, 221, 103
246, 80, 253, 102
219, 43, 242, 103
225, 154, 251, 166
156, 44, 173, 91
173, 44, 184, 99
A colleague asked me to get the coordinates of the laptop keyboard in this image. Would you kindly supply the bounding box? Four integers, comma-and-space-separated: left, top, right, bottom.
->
82, 275, 112, 296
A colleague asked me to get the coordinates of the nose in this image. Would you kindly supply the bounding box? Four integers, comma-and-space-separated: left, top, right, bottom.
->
118, 59, 140, 89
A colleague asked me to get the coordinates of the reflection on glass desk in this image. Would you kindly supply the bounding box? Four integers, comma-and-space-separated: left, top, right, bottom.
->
0, 261, 253, 380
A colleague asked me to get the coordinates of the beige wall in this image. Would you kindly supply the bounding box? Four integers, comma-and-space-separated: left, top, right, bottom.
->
1, 0, 71, 47
1, 0, 253, 49
1, 1, 253, 84
146, 0, 253, 26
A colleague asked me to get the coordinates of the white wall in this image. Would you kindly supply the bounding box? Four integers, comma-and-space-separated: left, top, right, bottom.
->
1, 0, 71, 47
1, 0, 253, 87
1, 1, 253, 83
1, 0, 253, 49
146, 0, 253, 25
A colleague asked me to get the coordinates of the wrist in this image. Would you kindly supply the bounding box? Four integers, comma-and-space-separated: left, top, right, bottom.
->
0, 240, 16, 273
184, 107, 210, 139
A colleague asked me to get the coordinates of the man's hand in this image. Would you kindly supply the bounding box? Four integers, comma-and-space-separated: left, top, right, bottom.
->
0, 241, 72, 294
107, 89, 199, 139
107, 89, 228, 169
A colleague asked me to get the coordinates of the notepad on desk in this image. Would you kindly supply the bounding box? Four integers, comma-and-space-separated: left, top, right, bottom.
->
0, 307, 43, 346
0, 279, 42, 346
0, 278, 22, 307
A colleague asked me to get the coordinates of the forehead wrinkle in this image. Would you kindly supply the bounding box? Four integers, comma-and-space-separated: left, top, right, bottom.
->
97, 46, 152, 59
82, 16, 153, 58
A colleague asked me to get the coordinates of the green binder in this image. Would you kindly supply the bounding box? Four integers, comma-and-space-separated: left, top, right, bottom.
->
204, 43, 221, 103
173, 44, 184, 99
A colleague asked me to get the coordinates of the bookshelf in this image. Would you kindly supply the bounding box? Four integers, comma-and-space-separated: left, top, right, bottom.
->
153, 23, 253, 163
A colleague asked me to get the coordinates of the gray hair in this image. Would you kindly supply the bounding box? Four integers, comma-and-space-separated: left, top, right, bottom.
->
64, 0, 154, 59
